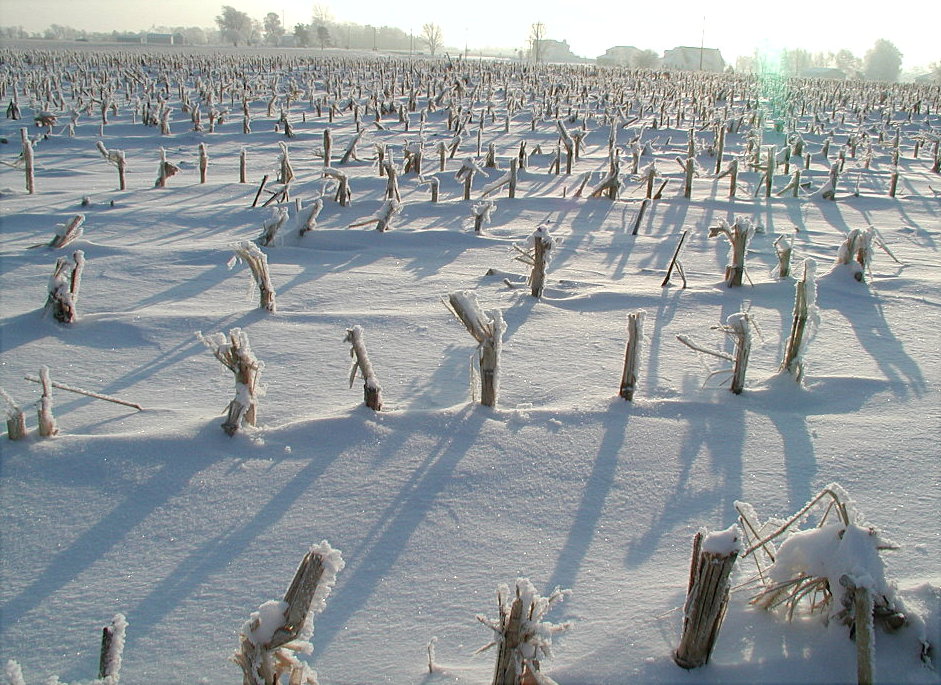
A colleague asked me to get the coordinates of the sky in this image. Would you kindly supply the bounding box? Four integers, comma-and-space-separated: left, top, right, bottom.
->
0, 0, 937, 70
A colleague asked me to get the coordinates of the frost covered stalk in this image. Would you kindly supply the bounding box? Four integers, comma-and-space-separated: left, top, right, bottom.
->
588, 156, 622, 199
444, 291, 504, 407
557, 120, 575, 174
781, 259, 818, 382
298, 198, 323, 236
277, 141, 294, 185
471, 201, 496, 234
37, 366, 58, 437
98, 613, 128, 684
677, 312, 754, 394
834, 227, 875, 282
455, 157, 488, 200
1, 387, 27, 440
234, 542, 345, 685
709, 217, 756, 288
513, 225, 554, 298
480, 159, 519, 199
96, 141, 127, 190
773, 234, 793, 279
257, 207, 289, 247
476, 578, 572, 685
345, 325, 382, 410
821, 161, 840, 200
239, 147, 248, 183
198, 142, 209, 184
20, 128, 34, 194
154, 148, 180, 188
716, 158, 738, 198
323, 167, 351, 206
198, 328, 262, 436
418, 175, 439, 203
349, 199, 401, 232
48, 214, 85, 249
45, 250, 85, 323
619, 310, 645, 401
231, 242, 277, 312
674, 526, 741, 669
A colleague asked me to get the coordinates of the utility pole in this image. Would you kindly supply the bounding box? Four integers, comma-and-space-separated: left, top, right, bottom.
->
699, 16, 705, 70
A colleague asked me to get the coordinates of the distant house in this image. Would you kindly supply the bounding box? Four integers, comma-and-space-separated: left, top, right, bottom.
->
597, 46, 642, 67
662, 46, 725, 72
800, 67, 846, 80
144, 33, 184, 46
532, 39, 582, 63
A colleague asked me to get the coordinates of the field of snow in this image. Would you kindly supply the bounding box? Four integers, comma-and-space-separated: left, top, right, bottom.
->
1, 46, 939, 684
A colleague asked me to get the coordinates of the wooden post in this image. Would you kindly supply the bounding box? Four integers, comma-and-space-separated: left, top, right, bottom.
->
674, 528, 739, 669
619, 311, 645, 401
345, 326, 382, 410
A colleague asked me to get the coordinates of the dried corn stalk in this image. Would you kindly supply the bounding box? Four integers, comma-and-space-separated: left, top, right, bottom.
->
345, 325, 382, 410
231, 242, 277, 312
234, 542, 345, 685
444, 291, 504, 407
198, 328, 263, 436
45, 250, 85, 323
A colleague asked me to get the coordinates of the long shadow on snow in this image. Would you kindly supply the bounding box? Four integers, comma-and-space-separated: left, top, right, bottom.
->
120, 425, 347, 652
0, 426, 220, 631
817, 271, 926, 398
311, 405, 487, 657
625, 375, 745, 568
544, 404, 630, 593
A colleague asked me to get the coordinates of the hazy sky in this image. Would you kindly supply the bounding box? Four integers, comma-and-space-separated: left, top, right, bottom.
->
0, 0, 936, 69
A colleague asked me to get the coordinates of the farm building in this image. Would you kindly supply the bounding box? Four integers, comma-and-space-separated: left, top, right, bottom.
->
662, 45, 725, 71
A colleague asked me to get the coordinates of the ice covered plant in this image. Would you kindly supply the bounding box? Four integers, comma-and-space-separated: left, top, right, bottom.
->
476, 578, 572, 685
513, 225, 554, 298
677, 312, 757, 395
20, 128, 34, 194
736, 485, 925, 676
1, 386, 27, 440
780, 259, 819, 383
479, 158, 519, 199
297, 198, 324, 236
198, 142, 209, 184
709, 217, 757, 287
230, 242, 277, 312
96, 141, 127, 190
36, 366, 58, 437
257, 207, 289, 247
619, 310, 645, 401
344, 325, 382, 410
197, 328, 262, 436
348, 198, 401, 232
234, 541, 345, 685
47, 214, 85, 249
471, 200, 496, 234
154, 147, 180, 188
277, 141, 294, 185
444, 291, 504, 407
323, 167, 351, 206
674, 525, 741, 669
98, 613, 128, 684
45, 250, 85, 324
455, 157, 488, 200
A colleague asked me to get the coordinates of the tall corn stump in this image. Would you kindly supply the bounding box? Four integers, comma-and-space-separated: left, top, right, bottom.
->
235, 542, 344, 685
37, 366, 58, 437
98, 613, 127, 683
199, 329, 262, 436
21, 128, 35, 194
492, 595, 525, 685
674, 529, 739, 669
781, 260, 816, 382
445, 291, 504, 408
726, 313, 752, 395
345, 325, 382, 410
619, 311, 645, 401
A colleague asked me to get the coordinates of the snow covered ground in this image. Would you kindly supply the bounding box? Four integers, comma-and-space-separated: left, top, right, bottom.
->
1, 47, 939, 684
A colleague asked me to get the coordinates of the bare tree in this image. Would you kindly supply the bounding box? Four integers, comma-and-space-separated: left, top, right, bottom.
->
317, 24, 331, 50
421, 23, 443, 56
528, 22, 546, 63
263, 12, 284, 46
215, 6, 252, 47
864, 39, 903, 82
835, 48, 861, 75
312, 4, 334, 25
633, 49, 659, 69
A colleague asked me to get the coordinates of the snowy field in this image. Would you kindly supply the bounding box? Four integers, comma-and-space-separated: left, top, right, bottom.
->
1, 46, 939, 684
